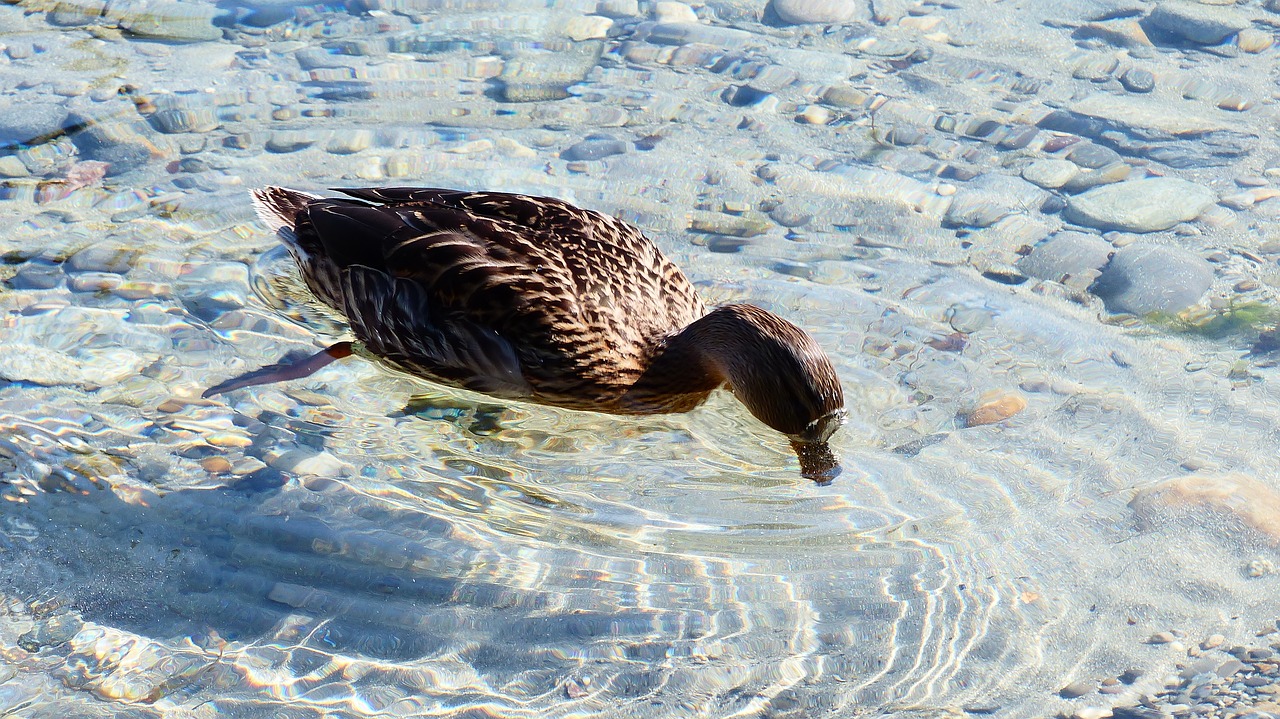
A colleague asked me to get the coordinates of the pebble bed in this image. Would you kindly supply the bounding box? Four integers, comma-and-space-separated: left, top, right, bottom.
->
1053, 626, 1280, 719
1, 0, 1280, 717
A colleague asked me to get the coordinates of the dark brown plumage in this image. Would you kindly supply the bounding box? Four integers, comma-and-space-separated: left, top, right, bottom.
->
207, 186, 846, 480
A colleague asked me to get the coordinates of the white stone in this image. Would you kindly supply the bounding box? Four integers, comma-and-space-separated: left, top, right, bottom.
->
564, 14, 613, 41
267, 449, 352, 477
654, 1, 697, 23
771, 0, 864, 25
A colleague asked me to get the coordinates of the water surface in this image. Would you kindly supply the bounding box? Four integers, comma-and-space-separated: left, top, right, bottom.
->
2, 0, 1280, 716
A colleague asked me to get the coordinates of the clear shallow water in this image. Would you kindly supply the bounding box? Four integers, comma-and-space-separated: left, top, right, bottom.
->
2, 0, 1280, 716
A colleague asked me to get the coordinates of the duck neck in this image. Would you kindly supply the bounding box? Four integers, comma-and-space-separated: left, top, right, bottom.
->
627, 304, 842, 439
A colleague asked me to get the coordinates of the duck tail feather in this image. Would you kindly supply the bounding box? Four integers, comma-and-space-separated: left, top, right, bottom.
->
252, 186, 322, 233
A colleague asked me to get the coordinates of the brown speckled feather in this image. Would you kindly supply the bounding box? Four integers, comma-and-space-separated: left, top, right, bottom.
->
259, 186, 707, 409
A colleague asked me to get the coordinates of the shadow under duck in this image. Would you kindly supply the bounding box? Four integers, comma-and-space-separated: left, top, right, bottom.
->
205, 186, 847, 481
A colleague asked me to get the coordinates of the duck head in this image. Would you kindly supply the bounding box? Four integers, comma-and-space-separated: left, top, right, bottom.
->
685, 304, 847, 482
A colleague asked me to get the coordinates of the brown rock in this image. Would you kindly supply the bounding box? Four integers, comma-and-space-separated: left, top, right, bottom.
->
963, 392, 1027, 427
1130, 474, 1280, 545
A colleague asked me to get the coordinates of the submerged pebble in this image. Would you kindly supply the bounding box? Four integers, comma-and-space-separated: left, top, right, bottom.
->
1131, 473, 1280, 544
1119, 67, 1155, 93
1022, 159, 1079, 189
498, 43, 602, 102
963, 392, 1027, 427
1145, 0, 1251, 45
0, 101, 70, 149
560, 134, 627, 161
653, 1, 696, 24
106, 0, 223, 42
1236, 28, 1274, 53
1065, 178, 1216, 233
1017, 231, 1114, 288
1090, 243, 1213, 314
770, 0, 864, 25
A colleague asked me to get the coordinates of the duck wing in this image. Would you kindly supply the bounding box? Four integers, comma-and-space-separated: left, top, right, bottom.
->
280, 187, 705, 406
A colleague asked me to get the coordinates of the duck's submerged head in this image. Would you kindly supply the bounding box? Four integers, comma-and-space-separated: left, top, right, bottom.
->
670, 304, 846, 482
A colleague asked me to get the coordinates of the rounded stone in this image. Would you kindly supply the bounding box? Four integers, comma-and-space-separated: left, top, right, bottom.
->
1146, 1, 1250, 45
265, 131, 315, 153
1059, 680, 1095, 699
65, 110, 160, 174
1061, 162, 1132, 194
564, 14, 613, 40
1067, 142, 1122, 169
1017, 231, 1114, 285
108, 0, 222, 42
770, 0, 864, 25
560, 134, 627, 161
1090, 244, 1214, 315
0, 102, 71, 149
1237, 28, 1274, 53
653, 1, 696, 23
66, 242, 142, 273
944, 173, 1047, 229
798, 105, 832, 125
1023, 159, 1079, 189
769, 203, 812, 227
10, 261, 65, 290
1065, 178, 1216, 233
1120, 67, 1155, 93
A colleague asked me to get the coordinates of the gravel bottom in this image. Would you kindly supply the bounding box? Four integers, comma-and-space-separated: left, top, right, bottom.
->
1056, 625, 1280, 719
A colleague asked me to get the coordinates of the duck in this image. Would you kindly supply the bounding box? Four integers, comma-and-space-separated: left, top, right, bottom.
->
204, 186, 847, 481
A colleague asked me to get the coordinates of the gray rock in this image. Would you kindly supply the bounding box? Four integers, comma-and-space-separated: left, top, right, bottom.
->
637, 22, 757, 48
1090, 244, 1213, 314
1041, 95, 1249, 170
47, 0, 108, 25
769, 0, 865, 24
1072, 53, 1119, 81
295, 46, 358, 71
769, 202, 812, 227
10, 261, 65, 290
560, 134, 627, 161
1061, 161, 1132, 194
1017, 231, 1114, 287
5, 42, 35, 61
945, 174, 1047, 228
1022, 159, 1079, 189
596, 0, 640, 17
498, 42, 603, 102
1059, 679, 1095, 699
65, 107, 160, 175
105, 0, 223, 41
1120, 66, 1155, 93
66, 242, 142, 274
265, 130, 315, 153
1065, 177, 1216, 232
746, 64, 798, 94
0, 101, 71, 149
326, 129, 373, 154
0, 156, 28, 177
1067, 142, 1122, 169
1145, 1, 1250, 45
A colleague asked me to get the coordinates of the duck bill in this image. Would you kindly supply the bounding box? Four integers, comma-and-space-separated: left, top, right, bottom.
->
790, 439, 842, 485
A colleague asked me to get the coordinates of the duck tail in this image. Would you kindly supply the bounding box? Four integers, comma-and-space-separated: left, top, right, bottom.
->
252, 186, 322, 233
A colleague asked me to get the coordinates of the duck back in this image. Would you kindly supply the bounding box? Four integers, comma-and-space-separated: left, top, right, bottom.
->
253, 186, 708, 409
